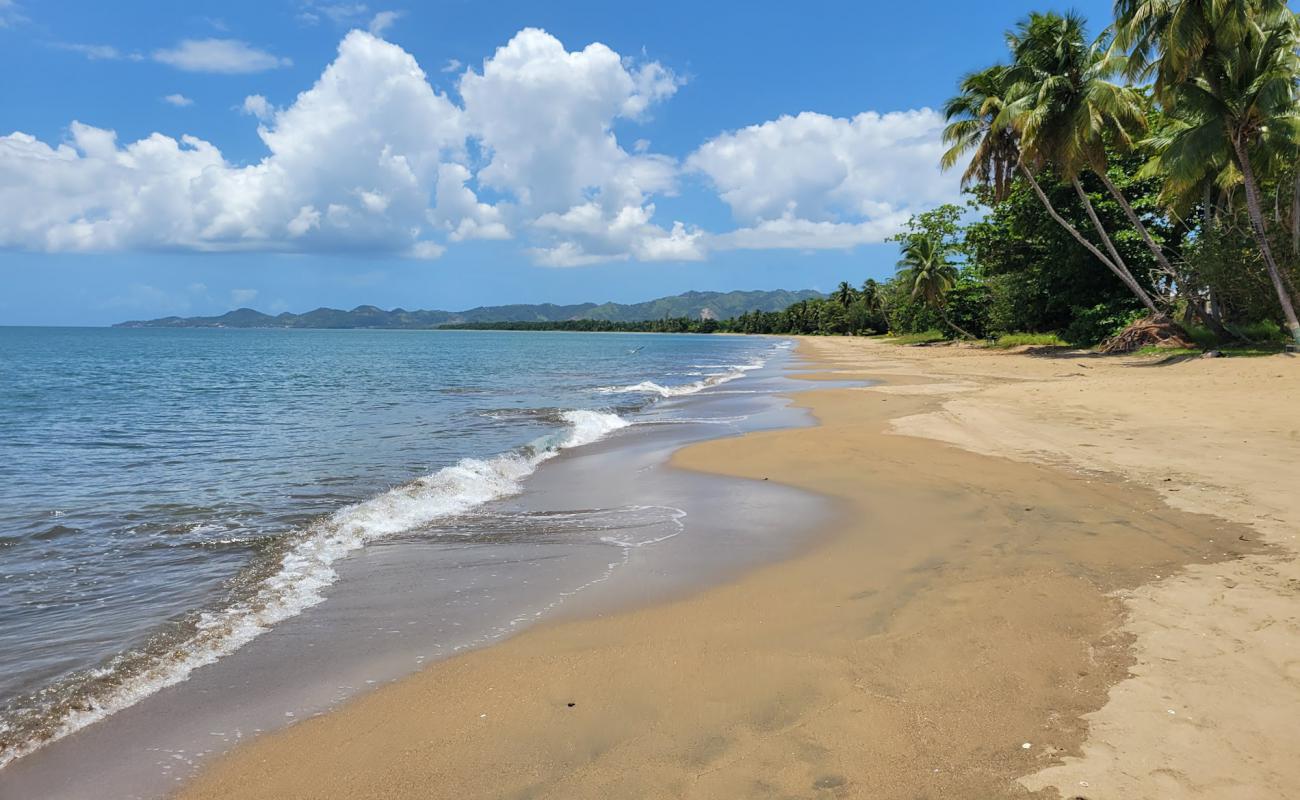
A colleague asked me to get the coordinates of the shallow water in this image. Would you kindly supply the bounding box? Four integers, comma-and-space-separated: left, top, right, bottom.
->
0, 328, 788, 772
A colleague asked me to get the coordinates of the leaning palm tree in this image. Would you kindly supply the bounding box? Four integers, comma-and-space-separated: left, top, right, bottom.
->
896, 235, 974, 339
834, 281, 857, 308
1115, 0, 1300, 344
1000, 11, 1162, 315
941, 46, 1160, 316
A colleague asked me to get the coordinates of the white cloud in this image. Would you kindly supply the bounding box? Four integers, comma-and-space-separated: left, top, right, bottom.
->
407, 240, 445, 260
299, 2, 369, 26
0, 26, 954, 266
163, 94, 194, 108
441, 58, 462, 73
368, 10, 402, 36
0, 32, 461, 254
230, 288, 258, 305
529, 202, 702, 266
240, 94, 275, 121
709, 214, 910, 251
52, 42, 141, 61
154, 39, 291, 74
430, 163, 510, 241
688, 109, 958, 248
457, 28, 688, 265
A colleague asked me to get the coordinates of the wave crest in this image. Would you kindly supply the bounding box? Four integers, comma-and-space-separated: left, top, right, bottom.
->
0, 408, 631, 769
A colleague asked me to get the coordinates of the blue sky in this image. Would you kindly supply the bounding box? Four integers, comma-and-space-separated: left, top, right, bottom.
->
0, 0, 1114, 325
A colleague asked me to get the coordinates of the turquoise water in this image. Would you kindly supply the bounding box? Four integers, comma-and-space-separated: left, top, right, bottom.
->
0, 327, 783, 765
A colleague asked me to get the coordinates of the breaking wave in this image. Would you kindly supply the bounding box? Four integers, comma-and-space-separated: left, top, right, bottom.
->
597, 358, 765, 398
0, 409, 630, 769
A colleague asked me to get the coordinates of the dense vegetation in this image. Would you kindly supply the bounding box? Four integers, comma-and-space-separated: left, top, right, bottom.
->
439, 318, 731, 333
725, 1, 1300, 348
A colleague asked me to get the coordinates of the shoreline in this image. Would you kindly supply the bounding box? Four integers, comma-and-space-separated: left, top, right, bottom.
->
0, 337, 833, 800
178, 338, 1298, 799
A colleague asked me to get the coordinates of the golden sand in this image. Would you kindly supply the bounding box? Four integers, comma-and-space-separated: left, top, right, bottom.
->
181, 338, 1299, 799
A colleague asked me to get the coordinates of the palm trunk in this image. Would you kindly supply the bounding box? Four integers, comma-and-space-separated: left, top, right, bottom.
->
1072, 179, 1133, 282
1017, 164, 1127, 291
1291, 169, 1299, 257
1203, 181, 1214, 232
938, 305, 974, 340
877, 301, 892, 333
1231, 136, 1300, 346
1093, 170, 1235, 340
1095, 169, 1179, 280
1028, 168, 1157, 314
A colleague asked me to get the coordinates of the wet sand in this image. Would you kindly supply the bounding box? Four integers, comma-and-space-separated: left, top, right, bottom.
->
180, 338, 1298, 799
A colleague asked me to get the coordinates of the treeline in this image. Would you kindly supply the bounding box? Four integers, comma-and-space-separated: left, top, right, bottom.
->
878, 1, 1300, 347
439, 318, 728, 333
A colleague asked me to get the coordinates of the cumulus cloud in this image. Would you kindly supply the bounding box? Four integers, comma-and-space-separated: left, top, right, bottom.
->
1, 26, 956, 265
458, 28, 688, 265
162, 94, 194, 107
154, 38, 291, 73
688, 109, 958, 249
1, 32, 459, 254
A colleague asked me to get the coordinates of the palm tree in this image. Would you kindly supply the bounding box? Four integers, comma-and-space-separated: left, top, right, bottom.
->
834, 281, 857, 307
895, 235, 974, 339
941, 65, 1022, 201
941, 45, 1160, 316
860, 278, 891, 331
1115, 0, 1300, 344
1000, 11, 1163, 315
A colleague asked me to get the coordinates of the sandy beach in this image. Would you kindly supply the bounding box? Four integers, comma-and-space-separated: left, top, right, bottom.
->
180, 338, 1300, 800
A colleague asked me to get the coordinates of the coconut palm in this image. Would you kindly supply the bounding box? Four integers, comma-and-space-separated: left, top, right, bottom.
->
860, 278, 891, 330
895, 235, 974, 339
1000, 11, 1163, 315
1117, 0, 1300, 343
941, 42, 1161, 316
941, 65, 1022, 201
834, 281, 857, 308
1111, 0, 1290, 102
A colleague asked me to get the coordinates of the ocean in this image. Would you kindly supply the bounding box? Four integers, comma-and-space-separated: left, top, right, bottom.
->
0, 327, 815, 790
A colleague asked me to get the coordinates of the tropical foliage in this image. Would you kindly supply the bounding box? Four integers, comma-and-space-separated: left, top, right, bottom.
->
746, 0, 1300, 348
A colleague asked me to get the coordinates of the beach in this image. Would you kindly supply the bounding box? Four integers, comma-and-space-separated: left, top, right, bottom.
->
179, 337, 1300, 799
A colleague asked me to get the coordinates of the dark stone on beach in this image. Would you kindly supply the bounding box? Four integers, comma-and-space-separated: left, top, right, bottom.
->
813, 775, 846, 790
566, 702, 576, 708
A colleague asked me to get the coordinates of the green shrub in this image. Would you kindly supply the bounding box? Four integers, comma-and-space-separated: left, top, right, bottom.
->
992, 332, 1068, 348
1061, 303, 1143, 346
887, 330, 948, 345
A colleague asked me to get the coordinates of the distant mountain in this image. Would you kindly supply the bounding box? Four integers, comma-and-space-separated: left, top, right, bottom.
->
114, 289, 823, 329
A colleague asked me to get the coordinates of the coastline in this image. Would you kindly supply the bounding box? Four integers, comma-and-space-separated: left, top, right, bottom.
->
178, 338, 1298, 799
0, 335, 834, 800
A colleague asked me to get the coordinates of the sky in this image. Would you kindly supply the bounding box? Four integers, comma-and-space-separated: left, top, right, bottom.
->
0, 0, 1116, 325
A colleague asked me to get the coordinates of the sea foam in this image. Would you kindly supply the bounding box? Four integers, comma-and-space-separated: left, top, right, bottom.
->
598, 358, 765, 398
0, 409, 630, 769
